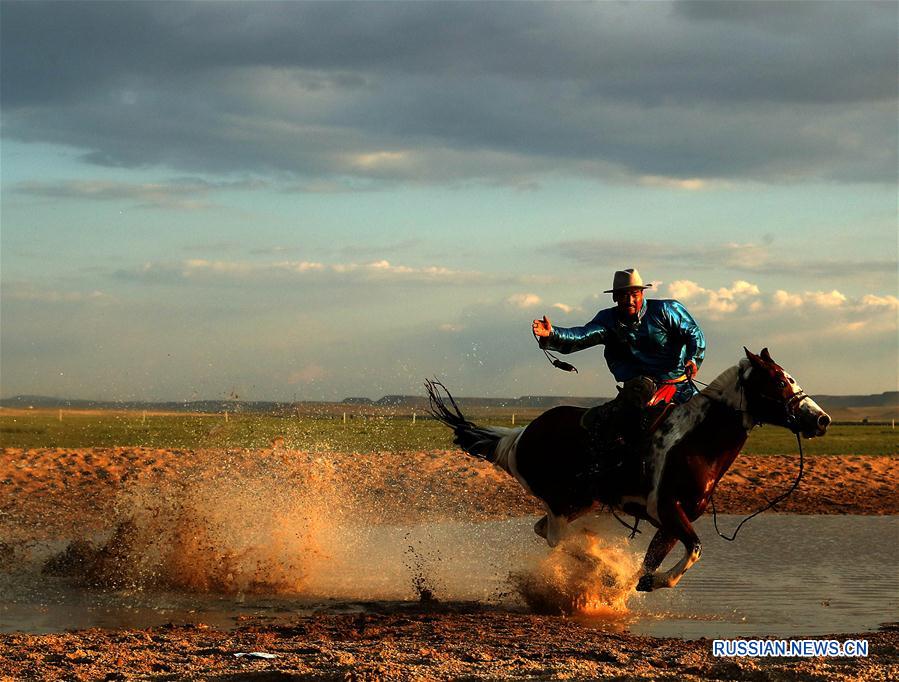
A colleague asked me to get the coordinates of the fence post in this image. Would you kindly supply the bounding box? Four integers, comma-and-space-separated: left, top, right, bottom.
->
343, 412, 347, 424
58, 409, 63, 422
412, 410, 416, 424
511, 413, 515, 425
224, 410, 229, 422
142, 410, 147, 425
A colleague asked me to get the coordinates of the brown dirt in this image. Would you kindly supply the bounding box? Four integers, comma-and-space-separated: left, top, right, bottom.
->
1, 447, 897, 680
1, 448, 897, 543
0, 613, 896, 681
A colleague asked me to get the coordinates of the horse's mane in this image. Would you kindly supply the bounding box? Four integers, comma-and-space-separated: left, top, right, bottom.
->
700, 358, 751, 410
702, 359, 746, 396
703, 364, 739, 396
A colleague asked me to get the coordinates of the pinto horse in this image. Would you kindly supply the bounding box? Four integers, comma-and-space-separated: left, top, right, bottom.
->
426, 348, 831, 592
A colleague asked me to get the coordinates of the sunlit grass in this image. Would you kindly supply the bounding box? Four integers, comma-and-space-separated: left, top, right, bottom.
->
0, 409, 895, 455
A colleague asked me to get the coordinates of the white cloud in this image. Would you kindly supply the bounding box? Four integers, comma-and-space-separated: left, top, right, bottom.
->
116, 258, 488, 286
551, 302, 574, 314
348, 150, 411, 170
859, 294, 899, 311
664, 280, 896, 333
637, 175, 712, 191
667, 280, 705, 301
666, 279, 762, 318
773, 289, 803, 308
721, 280, 761, 299
805, 289, 847, 308
507, 293, 542, 308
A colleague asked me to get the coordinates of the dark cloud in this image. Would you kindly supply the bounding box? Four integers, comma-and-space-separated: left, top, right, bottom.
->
2, 1, 896, 183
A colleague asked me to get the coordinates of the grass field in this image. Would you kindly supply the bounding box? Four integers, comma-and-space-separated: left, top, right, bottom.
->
0, 408, 895, 455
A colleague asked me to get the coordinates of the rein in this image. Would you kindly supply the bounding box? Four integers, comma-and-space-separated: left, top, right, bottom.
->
533, 330, 578, 373
689, 375, 806, 542
709, 433, 803, 541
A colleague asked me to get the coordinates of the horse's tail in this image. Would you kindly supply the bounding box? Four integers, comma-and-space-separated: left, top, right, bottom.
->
425, 379, 523, 467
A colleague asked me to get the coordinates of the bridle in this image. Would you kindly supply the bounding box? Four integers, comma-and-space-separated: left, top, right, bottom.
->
691, 368, 808, 434
689, 367, 806, 542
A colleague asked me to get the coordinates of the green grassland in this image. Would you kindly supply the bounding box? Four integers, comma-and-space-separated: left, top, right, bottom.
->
0, 408, 895, 455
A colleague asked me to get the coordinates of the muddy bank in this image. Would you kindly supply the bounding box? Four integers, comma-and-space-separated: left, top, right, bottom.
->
1, 448, 897, 543
1, 611, 896, 681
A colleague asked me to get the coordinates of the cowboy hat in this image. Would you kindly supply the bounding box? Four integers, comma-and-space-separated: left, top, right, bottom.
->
604, 268, 653, 293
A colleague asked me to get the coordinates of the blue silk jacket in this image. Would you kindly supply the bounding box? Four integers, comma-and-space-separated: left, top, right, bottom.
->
540, 298, 706, 402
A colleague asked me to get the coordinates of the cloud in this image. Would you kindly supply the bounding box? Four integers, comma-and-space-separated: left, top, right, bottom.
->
112, 257, 500, 288
553, 238, 896, 279
507, 293, 542, 308
2, 2, 895, 185
637, 175, 715, 191
667, 279, 761, 318
773, 290, 803, 309
14, 178, 264, 209
774, 289, 854, 310
665, 281, 897, 346
805, 289, 848, 308
858, 294, 899, 311
551, 302, 575, 314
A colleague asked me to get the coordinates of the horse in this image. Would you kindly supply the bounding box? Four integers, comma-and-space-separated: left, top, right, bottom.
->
425, 348, 831, 592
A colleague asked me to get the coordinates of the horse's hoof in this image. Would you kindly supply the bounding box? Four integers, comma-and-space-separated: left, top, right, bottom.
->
636, 574, 654, 592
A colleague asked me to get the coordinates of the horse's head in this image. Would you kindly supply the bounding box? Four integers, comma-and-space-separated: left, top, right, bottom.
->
741, 347, 831, 438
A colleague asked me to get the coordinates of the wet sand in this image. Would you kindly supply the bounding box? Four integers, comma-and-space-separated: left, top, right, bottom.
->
1, 447, 897, 680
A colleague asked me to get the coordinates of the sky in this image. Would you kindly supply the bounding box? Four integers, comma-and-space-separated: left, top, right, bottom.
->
1, 0, 897, 402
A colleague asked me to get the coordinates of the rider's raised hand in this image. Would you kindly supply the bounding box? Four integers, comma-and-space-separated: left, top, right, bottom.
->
684, 359, 698, 379
532, 315, 552, 338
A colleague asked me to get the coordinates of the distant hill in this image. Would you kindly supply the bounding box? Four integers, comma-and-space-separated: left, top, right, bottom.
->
375, 394, 612, 409
0, 395, 306, 413
0, 394, 611, 412
2, 391, 896, 415
810, 392, 898, 409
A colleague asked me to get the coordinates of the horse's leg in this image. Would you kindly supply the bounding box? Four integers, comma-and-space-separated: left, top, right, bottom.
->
534, 506, 570, 547
635, 529, 678, 592
642, 499, 701, 591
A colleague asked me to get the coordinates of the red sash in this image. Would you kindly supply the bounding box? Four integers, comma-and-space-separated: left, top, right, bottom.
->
647, 375, 688, 407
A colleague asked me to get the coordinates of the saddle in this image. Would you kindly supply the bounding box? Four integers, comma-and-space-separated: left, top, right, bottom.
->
580, 377, 681, 501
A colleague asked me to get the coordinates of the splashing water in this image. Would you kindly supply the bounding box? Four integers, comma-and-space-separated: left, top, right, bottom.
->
36, 449, 643, 612
44, 453, 344, 595
510, 528, 640, 616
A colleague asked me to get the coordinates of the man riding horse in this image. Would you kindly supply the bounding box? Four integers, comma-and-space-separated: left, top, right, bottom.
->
532, 268, 706, 495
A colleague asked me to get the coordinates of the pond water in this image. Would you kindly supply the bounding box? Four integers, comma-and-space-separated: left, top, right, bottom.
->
1, 514, 896, 639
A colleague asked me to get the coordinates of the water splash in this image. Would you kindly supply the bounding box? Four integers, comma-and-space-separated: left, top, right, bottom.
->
44, 453, 343, 594
510, 528, 640, 616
